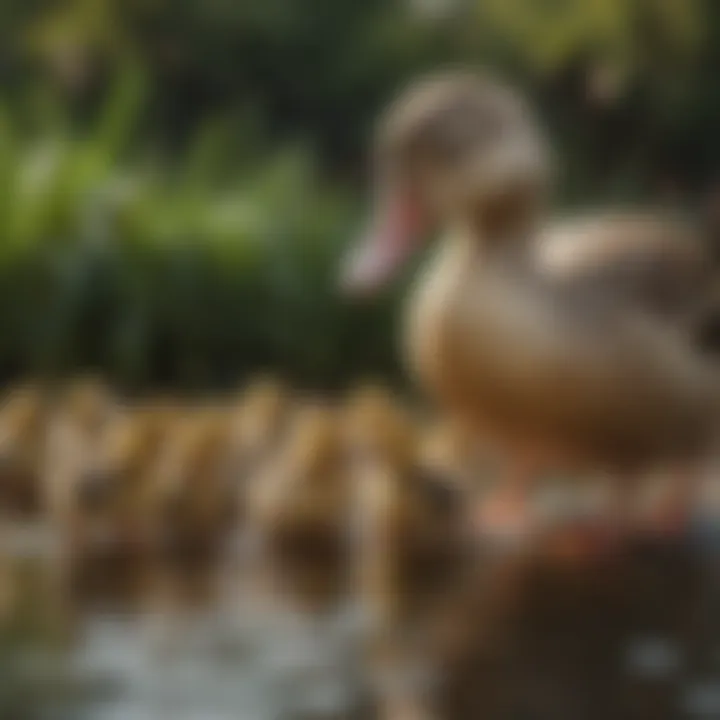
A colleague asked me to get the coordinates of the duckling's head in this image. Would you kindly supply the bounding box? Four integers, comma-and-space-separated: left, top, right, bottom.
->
231, 376, 292, 456
58, 375, 116, 434
75, 409, 156, 513
0, 384, 46, 449
342, 384, 417, 475
343, 70, 551, 293
151, 409, 231, 517
283, 402, 342, 481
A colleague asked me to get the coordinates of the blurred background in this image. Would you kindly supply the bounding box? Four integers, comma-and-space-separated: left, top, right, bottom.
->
0, 0, 718, 391
0, 2, 720, 719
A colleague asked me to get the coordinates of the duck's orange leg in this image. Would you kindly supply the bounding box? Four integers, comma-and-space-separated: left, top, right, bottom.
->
471, 458, 540, 543
636, 468, 699, 540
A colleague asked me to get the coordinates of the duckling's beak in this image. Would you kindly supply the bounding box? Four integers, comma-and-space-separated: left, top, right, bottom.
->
340, 191, 425, 295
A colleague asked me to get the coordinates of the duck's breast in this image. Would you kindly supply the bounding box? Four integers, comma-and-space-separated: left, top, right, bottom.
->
405, 234, 718, 466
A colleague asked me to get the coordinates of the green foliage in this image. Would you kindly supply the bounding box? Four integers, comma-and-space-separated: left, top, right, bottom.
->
0, 76, 403, 389
475, 0, 704, 78
19, 0, 453, 166
0, 0, 717, 386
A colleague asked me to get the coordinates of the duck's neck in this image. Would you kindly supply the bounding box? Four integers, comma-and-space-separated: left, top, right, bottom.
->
462, 193, 542, 261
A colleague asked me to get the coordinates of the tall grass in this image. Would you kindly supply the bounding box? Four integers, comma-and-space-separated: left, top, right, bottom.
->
0, 71, 403, 390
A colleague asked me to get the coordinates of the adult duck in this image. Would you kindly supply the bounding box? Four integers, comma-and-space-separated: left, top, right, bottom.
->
342, 71, 720, 536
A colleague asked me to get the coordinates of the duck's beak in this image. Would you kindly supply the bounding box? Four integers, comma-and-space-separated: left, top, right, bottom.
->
340, 191, 424, 295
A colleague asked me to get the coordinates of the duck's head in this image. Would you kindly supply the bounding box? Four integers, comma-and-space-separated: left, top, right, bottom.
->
342, 70, 551, 293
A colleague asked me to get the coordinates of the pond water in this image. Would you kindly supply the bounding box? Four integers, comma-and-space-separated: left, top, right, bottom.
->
0, 533, 368, 720
1, 522, 719, 720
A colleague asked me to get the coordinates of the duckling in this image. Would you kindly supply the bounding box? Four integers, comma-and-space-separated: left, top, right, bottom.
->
342, 385, 470, 719
47, 404, 172, 560
150, 406, 236, 556
343, 385, 471, 582
231, 375, 292, 451
43, 377, 119, 495
245, 401, 349, 565
54, 375, 116, 427
224, 376, 294, 497
418, 415, 499, 530
343, 70, 720, 540
0, 382, 49, 518
343, 383, 417, 465
419, 417, 483, 484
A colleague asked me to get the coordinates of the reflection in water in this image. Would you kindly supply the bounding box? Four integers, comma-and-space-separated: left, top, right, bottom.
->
0, 534, 366, 720
0, 527, 718, 720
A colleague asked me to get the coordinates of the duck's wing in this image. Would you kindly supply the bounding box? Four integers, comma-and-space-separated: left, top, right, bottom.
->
534, 212, 712, 326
